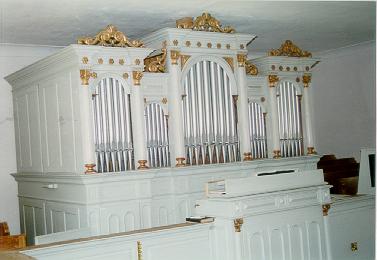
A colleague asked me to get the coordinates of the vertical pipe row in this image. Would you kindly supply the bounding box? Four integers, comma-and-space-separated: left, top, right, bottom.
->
248, 102, 267, 159
144, 103, 170, 168
92, 78, 134, 173
182, 61, 239, 166
277, 81, 304, 157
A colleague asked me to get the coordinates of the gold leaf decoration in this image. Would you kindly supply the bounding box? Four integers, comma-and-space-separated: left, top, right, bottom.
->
144, 41, 167, 73
245, 61, 258, 75
268, 40, 311, 58
78, 25, 144, 48
191, 13, 235, 33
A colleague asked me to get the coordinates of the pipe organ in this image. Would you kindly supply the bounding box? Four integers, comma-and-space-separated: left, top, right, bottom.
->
7, 14, 373, 258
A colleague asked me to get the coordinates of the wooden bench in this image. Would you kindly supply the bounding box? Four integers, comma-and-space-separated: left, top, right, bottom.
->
0, 222, 27, 251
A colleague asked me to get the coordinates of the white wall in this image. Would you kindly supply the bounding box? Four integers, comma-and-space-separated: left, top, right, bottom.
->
312, 41, 376, 161
0, 44, 62, 234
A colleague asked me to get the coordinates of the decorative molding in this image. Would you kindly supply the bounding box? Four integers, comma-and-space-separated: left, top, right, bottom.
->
245, 61, 258, 75
273, 150, 281, 159
144, 41, 167, 73
119, 59, 124, 65
226, 44, 231, 49
109, 58, 114, 64
268, 40, 312, 57
173, 39, 179, 46
197, 42, 202, 47
176, 157, 186, 167
132, 71, 143, 86
137, 241, 143, 260
162, 97, 168, 104
176, 13, 235, 33
80, 69, 97, 85
216, 43, 221, 49
322, 204, 331, 216
234, 218, 244, 232
223, 57, 234, 71
237, 54, 247, 67
98, 58, 103, 64
84, 163, 96, 174
351, 242, 358, 252
185, 41, 191, 47
77, 25, 144, 47
207, 42, 212, 48
243, 152, 253, 161
268, 75, 279, 87
137, 160, 149, 170
170, 50, 180, 65
307, 147, 317, 155
123, 73, 129, 79
181, 55, 191, 69
82, 57, 88, 64
135, 59, 141, 65
302, 74, 312, 87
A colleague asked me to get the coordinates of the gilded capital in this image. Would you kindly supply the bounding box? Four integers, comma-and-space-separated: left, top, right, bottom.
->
268, 75, 279, 87
170, 50, 180, 65
80, 69, 97, 85
302, 74, 312, 87
132, 71, 143, 86
237, 54, 247, 67
234, 218, 244, 232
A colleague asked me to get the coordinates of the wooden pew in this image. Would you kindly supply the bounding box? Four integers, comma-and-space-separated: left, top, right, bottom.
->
0, 222, 27, 251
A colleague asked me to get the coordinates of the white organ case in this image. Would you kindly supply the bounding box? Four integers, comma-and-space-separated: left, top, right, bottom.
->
5, 13, 374, 258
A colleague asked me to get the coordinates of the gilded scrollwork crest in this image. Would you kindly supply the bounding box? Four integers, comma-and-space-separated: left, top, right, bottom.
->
176, 13, 235, 33
268, 40, 312, 58
77, 25, 144, 48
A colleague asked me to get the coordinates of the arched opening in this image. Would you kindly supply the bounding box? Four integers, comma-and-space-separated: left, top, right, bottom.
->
92, 77, 134, 172
182, 60, 240, 165
276, 81, 304, 157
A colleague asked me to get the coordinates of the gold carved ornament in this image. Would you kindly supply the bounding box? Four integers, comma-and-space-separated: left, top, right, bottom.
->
170, 50, 180, 65
223, 57, 234, 71
322, 204, 331, 216
245, 61, 258, 76
176, 13, 235, 33
137, 160, 149, 170
181, 55, 191, 69
84, 163, 96, 174
176, 157, 186, 167
268, 75, 279, 87
273, 150, 281, 159
237, 54, 247, 67
144, 41, 167, 73
243, 152, 253, 161
77, 25, 144, 48
268, 40, 312, 58
234, 218, 244, 232
302, 74, 312, 87
137, 241, 143, 260
80, 69, 97, 85
132, 71, 143, 86
307, 147, 317, 155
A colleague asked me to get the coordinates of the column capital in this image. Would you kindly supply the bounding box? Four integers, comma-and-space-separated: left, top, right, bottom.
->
268, 75, 279, 87
170, 50, 181, 65
307, 146, 317, 155
273, 149, 281, 159
80, 69, 97, 85
237, 53, 247, 67
132, 71, 143, 86
302, 74, 312, 87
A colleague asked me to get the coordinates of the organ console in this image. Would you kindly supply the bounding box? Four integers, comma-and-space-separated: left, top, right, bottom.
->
5, 12, 374, 259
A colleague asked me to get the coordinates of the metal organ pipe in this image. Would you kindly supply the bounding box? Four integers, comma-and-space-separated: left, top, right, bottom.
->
92, 78, 134, 173
182, 60, 239, 166
277, 81, 304, 157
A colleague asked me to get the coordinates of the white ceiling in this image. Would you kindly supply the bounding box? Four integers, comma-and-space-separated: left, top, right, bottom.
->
0, 0, 375, 53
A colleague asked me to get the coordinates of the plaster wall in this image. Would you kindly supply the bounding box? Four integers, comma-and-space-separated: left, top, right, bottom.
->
0, 44, 61, 234
311, 41, 376, 161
